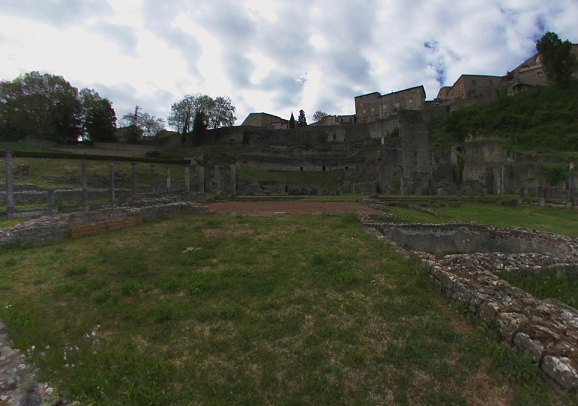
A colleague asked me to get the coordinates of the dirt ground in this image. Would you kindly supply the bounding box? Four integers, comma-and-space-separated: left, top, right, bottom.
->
205, 201, 373, 215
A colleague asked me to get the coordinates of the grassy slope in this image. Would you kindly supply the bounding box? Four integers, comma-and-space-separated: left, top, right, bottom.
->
0, 212, 573, 405
385, 202, 578, 236
429, 80, 578, 153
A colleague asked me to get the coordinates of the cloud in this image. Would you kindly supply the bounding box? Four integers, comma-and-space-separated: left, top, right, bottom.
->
141, 0, 203, 78
82, 82, 176, 121
0, 0, 114, 28
91, 22, 139, 57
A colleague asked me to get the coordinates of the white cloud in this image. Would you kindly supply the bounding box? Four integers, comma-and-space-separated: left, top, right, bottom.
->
1, 0, 578, 126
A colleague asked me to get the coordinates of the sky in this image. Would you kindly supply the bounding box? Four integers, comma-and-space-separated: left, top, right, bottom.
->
1, 0, 577, 128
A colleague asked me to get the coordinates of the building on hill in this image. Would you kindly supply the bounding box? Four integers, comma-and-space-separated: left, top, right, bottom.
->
435, 74, 506, 103
354, 86, 426, 124
508, 44, 578, 93
241, 112, 289, 129
310, 114, 357, 126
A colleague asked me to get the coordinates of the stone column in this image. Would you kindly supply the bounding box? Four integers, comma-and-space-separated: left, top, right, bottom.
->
5, 150, 15, 211
184, 165, 190, 193
109, 161, 116, 202
230, 164, 236, 198
482, 188, 488, 198
215, 165, 220, 193
48, 189, 57, 214
541, 186, 547, 206
81, 163, 89, 209
198, 166, 205, 193
569, 162, 575, 203
501, 165, 506, 198
150, 165, 156, 194
437, 188, 443, 198
519, 186, 525, 202
131, 163, 137, 198
166, 166, 171, 194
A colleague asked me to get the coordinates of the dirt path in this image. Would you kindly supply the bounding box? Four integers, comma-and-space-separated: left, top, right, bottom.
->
205, 201, 372, 215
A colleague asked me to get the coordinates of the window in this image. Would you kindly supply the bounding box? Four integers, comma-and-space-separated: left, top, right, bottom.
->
371, 108, 374, 112
300, 167, 303, 171
383, 104, 387, 110
395, 103, 400, 109
409, 98, 413, 104
363, 109, 366, 113
364, 117, 367, 122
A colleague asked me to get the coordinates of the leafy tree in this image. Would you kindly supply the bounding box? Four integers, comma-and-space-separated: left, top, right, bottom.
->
80, 88, 116, 142
536, 32, 578, 83
191, 110, 207, 145
297, 110, 307, 126
313, 110, 328, 122
210, 96, 236, 129
0, 71, 83, 142
168, 94, 236, 133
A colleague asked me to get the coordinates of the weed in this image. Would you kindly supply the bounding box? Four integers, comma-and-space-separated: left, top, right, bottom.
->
64, 265, 88, 277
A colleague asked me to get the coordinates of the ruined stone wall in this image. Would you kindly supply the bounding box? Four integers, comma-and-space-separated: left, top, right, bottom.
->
379, 110, 433, 194
0, 199, 211, 247
362, 213, 578, 392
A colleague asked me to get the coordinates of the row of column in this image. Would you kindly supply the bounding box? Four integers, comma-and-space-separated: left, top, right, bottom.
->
3, 150, 229, 211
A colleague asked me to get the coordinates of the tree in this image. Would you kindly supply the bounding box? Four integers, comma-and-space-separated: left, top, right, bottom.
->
297, 110, 307, 126
140, 113, 166, 137
536, 32, 578, 83
289, 112, 296, 129
168, 94, 237, 134
313, 110, 328, 123
210, 96, 237, 129
120, 107, 165, 141
191, 110, 207, 145
80, 88, 117, 142
0, 71, 83, 142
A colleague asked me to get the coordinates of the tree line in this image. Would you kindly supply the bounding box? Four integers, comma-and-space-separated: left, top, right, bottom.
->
0, 73, 237, 144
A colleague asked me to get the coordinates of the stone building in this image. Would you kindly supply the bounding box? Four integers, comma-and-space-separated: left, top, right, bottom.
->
435, 74, 505, 102
309, 114, 357, 126
241, 112, 289, 129
354, 86, 426, 124
508, 44, 578, 93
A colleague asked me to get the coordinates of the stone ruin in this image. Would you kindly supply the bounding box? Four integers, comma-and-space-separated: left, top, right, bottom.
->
361, 200, 578, 392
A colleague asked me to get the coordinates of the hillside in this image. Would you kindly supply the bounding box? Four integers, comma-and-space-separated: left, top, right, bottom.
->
429, 80, 578, 153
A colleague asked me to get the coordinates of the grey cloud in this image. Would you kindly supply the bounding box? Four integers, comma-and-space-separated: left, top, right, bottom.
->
142, 0, 203, 79
221, 51, 255, 89
82, 82, 175, 121
91, 23, 139, 57
195, 0, 256, 45
0, 0, 114, 28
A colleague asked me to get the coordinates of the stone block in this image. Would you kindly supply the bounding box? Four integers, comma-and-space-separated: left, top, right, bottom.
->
479, 300, 500, 324
497, 312, 528, 342
513, 332, 544, 362
541, 356, 578, 391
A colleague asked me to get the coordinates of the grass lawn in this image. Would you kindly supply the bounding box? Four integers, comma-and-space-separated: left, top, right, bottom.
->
384, 202, 578, 236
0, 211, 573, 405
0, 157, 194, 189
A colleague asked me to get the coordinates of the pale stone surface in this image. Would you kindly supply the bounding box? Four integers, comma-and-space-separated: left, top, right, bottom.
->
542, 356, 578, 391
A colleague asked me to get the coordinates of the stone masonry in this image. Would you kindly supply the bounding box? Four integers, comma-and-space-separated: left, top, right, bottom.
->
361, 210, 578, 392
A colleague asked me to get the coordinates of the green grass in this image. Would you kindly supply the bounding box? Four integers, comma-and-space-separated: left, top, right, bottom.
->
0, 157, 193, 189
0, 212, 573, 405
500, 269, 578, 308
237, 167, 342, 191
383, 201, 578, 236
429, 80, 578, 153
0, 141, 59, 152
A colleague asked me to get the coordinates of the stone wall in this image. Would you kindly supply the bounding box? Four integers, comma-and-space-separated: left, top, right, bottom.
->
361, 213, 578, 392
0, 198, 211, 246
